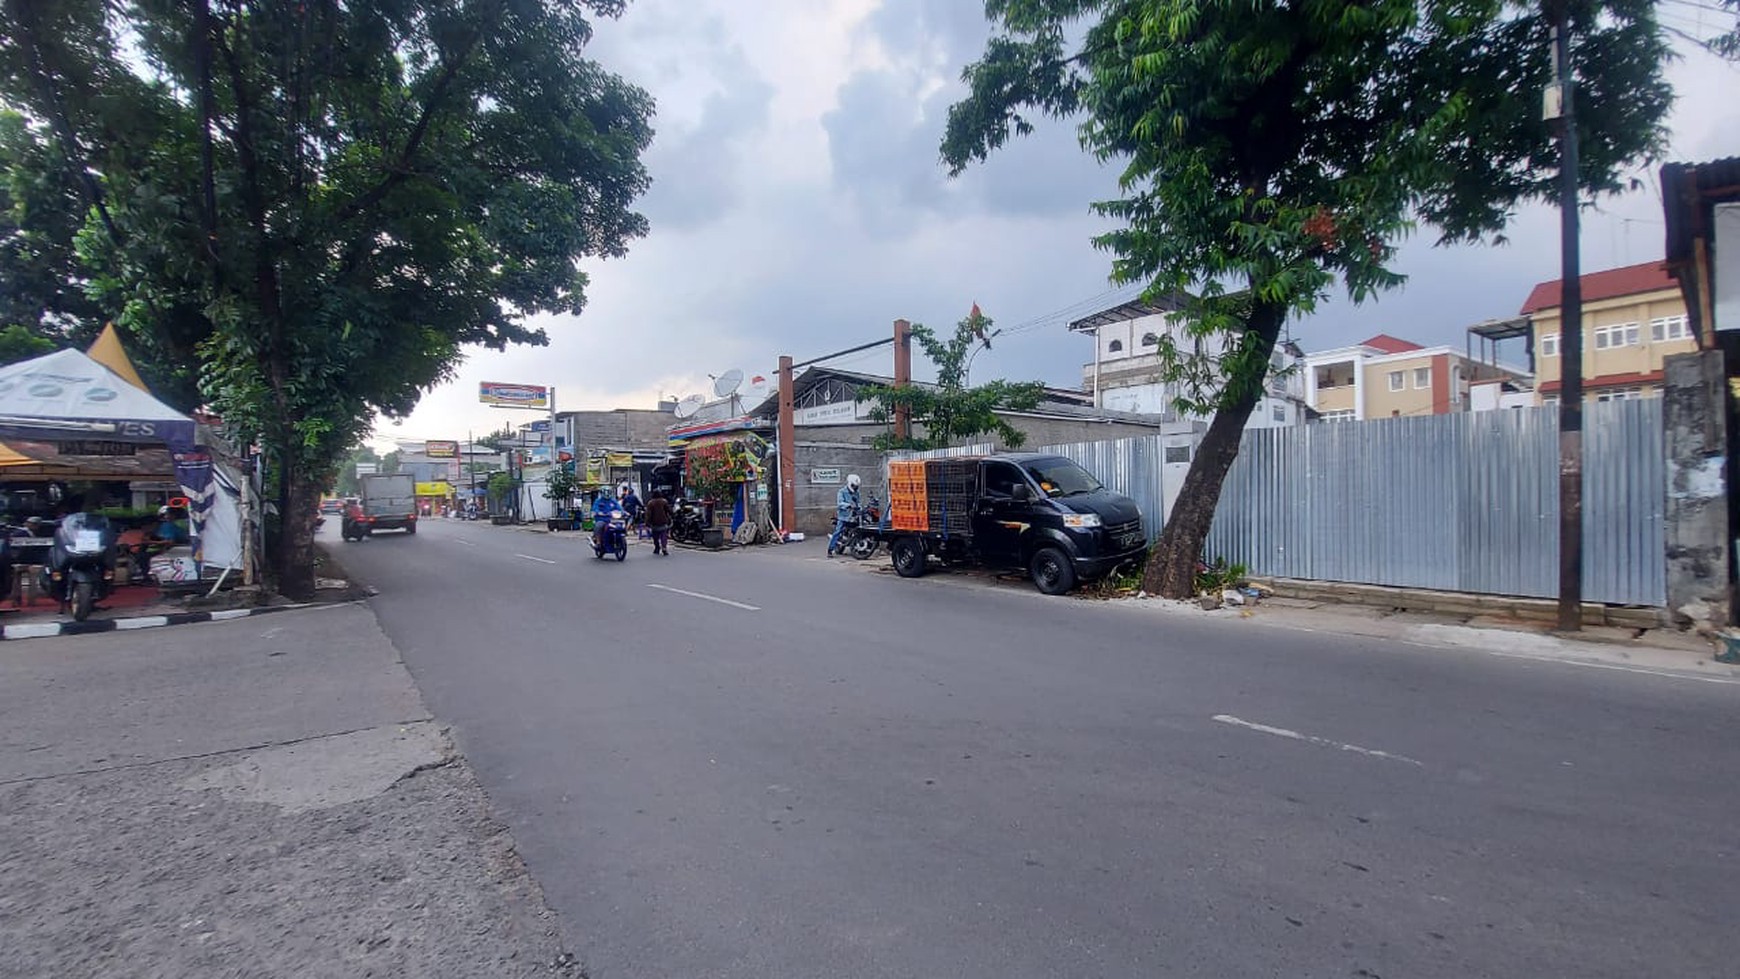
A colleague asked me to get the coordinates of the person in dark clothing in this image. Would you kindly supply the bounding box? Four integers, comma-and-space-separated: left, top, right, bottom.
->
644, 492, 672, 556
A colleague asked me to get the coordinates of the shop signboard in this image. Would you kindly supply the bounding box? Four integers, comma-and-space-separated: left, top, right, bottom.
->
529, 419, 551, 433
425, 440, 458, 458
810, 468, 841, 484
795, 400, 870, 426
414, 481, 453, 497
479, 381, 550, 408
355, 462, 378, 476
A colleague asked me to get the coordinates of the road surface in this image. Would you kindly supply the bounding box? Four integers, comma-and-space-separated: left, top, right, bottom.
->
333, 517, 1740, 979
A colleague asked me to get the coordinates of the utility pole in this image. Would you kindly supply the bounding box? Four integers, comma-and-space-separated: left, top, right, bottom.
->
893, 319, 913, 443
1548, 2, 1584, 631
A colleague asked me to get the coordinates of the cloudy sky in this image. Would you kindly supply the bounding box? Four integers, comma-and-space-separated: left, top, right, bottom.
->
383, 0, 1740, 447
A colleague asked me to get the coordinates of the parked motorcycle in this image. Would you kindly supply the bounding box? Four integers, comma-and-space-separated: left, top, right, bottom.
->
671, 499, 707, 545
593, 510, 629, 562
833, 495, 883, 560
40, 512, 116, 621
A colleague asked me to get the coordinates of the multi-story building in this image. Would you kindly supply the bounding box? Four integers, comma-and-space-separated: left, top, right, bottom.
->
1068, 297, 1307, 428
1301, 334, 1503, 421
1519, 260, 1697, 405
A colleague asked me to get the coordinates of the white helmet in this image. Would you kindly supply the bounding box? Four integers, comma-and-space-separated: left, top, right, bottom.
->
846, 474, 861, 489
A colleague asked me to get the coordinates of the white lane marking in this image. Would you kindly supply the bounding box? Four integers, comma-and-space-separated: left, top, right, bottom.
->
1211, 714, 1424, 767
646, 583, 761, 611
454, 538, 476, 547
1481, 649, 1740, 685
515, 553, 558, 565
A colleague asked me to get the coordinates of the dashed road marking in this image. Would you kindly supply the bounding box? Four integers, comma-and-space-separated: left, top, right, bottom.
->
1211, 714, 1424, 767
515, 553, 557, 565
647, 583, 760, 611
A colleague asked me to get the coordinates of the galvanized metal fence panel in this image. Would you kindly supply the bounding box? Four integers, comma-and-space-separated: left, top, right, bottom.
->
1205, 401, 1664, 605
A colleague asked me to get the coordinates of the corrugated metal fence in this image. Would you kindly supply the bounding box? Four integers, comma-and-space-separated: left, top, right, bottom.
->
883, 405, 1665, 606
1204, 401, 1664, 605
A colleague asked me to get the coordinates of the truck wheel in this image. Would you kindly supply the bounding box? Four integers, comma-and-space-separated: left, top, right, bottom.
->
891, 537, 927, 578
1029, 546, 1076, 595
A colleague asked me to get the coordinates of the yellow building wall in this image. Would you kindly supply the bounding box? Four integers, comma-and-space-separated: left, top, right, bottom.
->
1314, 385, 1356, 413
1363, 355, 1437, 418
1531, 288, 1695, 393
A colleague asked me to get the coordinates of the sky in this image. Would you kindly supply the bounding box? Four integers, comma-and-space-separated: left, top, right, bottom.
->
379, 0, 1740, 449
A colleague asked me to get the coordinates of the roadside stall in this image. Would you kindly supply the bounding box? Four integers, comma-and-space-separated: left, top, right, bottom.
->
0, 338, 246, 613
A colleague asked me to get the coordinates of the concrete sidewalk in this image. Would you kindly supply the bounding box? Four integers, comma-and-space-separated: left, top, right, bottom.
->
0, 603, 579, 979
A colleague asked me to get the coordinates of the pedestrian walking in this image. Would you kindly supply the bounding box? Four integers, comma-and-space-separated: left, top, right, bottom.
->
645, 492, 672, 556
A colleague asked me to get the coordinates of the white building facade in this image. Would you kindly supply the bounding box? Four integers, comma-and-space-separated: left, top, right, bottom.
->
1069, 299, 1307, 429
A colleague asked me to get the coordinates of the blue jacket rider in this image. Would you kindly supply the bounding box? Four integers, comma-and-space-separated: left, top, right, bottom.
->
827, 473, 862, 556
592, 492, 623, 544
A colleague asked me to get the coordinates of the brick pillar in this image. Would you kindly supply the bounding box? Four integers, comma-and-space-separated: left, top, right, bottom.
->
1661, 349, 1732, 632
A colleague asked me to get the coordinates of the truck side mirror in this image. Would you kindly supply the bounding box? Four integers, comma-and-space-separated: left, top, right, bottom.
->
1011, 484, 1032, 502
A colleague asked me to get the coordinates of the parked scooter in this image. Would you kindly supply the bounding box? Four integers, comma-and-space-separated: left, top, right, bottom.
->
593, 510, 629, 562
40, 512, 116, 621
833, 494, 883, 560
671, 499, 707, 545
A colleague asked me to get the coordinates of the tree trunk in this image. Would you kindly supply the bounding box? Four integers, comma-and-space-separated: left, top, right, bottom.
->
1141, 301, 1287, 599
276, 463, 320, 600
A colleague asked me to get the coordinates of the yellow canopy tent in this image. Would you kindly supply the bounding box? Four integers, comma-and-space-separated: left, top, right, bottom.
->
84, 323, 149, 391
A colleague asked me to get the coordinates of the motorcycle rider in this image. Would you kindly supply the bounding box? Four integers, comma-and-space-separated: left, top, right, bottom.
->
591, 490, 624, 551
827, 473, 862, 556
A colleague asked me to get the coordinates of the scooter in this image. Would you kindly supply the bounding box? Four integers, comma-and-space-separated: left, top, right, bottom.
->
592, 510, 629, 562
40, 512, 116, 621
671, 499, 707, 545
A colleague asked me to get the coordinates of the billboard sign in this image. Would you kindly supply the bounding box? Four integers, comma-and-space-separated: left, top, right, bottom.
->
479, 381, 550, 408
355, 462, 378, 476
529, 419, 552, 433
425, 439, 458, 458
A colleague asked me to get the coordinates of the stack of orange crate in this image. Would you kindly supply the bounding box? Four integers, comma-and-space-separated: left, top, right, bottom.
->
887, 460, 929, 531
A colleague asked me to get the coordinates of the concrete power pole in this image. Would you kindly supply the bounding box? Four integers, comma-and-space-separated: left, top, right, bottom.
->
1548, 3, 1584, 631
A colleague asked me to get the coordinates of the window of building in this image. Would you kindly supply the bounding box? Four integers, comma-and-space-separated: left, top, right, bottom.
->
1541, 394, 1560, 407
1538, 333, 1559, 357
1164, 445, 1191, 464
1271, 404, 1286, 423
1413, 366, 1431, 389
1141, 332, 1159, 347
1387, 370, 1405, 392
1450, 365, 1463, 403
1320, 409, 1356, 422
1594, 323, 1640, 349
1107, 339, 1123, 353
1595, 387, 1645, 402
1650, 315, 1690, 343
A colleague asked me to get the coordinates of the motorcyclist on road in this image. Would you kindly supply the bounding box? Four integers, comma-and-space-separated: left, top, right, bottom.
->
827, 474, 862, 557
592, 490, 624, 550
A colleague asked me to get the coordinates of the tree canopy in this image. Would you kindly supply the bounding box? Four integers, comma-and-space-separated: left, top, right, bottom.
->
0, 0, 654, 594
944, 0, 1674, 597
860, 307, 1046, 451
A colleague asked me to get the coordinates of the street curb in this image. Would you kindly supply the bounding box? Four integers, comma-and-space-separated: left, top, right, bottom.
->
0, 602, 313, 641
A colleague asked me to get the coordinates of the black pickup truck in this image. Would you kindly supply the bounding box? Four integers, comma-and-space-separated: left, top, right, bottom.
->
879, 453, 1146, 594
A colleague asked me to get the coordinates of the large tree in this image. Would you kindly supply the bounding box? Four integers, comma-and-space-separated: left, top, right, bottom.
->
0, 0, 653, 596
943, 0, 1673, 598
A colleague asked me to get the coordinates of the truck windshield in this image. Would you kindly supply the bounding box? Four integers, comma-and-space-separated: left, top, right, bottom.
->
1021, 459, 1102, 498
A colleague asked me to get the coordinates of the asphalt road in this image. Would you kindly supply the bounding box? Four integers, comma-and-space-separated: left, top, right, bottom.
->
334, 517, 1740, 979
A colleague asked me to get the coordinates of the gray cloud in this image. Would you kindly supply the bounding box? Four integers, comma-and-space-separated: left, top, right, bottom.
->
638, 47, 775, 230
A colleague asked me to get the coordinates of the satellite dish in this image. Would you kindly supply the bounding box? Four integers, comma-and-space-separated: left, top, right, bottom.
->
713, 368, 744, 399
674, 394, 705, 419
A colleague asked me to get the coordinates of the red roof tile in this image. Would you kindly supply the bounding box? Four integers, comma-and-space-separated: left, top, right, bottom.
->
1360, 333, 1424, 354
1519, 261, 1676, 314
